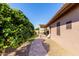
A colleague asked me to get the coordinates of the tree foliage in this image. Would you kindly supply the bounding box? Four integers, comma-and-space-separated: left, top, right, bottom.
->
35, 27, 39, 30
0, 3, 35, 50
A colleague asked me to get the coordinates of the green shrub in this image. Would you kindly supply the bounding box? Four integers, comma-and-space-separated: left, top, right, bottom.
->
0, 3, 35, 52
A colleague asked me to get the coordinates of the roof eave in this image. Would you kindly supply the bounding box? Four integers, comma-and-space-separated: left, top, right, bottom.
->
45, 3, 76, 28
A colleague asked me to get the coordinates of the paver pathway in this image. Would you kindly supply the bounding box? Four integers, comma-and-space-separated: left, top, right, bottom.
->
29, 39, 48, 56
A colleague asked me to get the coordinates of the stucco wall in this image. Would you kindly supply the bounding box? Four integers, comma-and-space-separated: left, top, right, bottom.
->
50, 4, 79, 55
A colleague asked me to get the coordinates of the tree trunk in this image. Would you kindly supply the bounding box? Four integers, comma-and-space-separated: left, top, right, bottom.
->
1, 49, 5, 56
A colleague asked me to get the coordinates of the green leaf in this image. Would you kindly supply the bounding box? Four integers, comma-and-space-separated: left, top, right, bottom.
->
3, 46, 8, 49
0, 3, 35, 50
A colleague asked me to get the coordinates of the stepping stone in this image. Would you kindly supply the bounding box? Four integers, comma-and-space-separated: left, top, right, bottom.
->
29, 39, 47, 56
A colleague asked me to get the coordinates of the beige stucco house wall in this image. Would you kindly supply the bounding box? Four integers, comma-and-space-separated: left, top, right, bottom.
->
48, 4, 79, 55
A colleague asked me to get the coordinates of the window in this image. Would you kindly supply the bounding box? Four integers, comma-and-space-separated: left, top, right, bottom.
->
57, 22, 60, 36
57, 22, 60, 26
66, 21, 72, 29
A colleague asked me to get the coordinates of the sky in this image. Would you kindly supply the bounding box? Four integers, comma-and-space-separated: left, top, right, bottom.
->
9, 3, 63, 28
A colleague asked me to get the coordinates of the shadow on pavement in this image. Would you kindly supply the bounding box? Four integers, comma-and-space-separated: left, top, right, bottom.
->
15, 44, 31, 56
1, 39, 49, 56
15, 39, 49, 56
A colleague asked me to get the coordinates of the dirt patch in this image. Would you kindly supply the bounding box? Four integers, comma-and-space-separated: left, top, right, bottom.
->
44, 39, 72, 56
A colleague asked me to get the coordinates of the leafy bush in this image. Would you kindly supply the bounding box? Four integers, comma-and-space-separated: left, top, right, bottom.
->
0, 3, 35, 51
